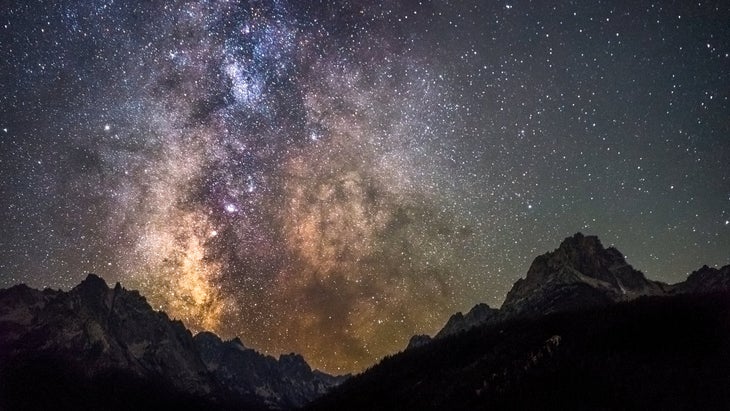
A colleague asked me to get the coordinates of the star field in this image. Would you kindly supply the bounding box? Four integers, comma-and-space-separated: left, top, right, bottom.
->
1, 0, 728, 373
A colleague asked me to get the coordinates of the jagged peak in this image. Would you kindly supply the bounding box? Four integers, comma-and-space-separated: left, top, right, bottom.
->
0, 275, 344, 409
228, 336, 247, 350
75, 273, 109, 291
561, 231, 587, 244
194, 331, 222, 342
1, 283, 32, 293
280, 352, 306, 363
687, 264, 716, 277
193, 332, 249, 351
71, 274, 112, 304
556, 232, 610, 257
675, 264, 730, 294
279, 352, 313, 374
466, 303, 494, 316
524, 233, 631, 281
406, 334, 432, 350
434, 302, 500, 339
502, 233, 665, 318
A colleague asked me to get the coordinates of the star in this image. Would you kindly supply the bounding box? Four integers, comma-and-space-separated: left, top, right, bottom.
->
1, 0, 727, 375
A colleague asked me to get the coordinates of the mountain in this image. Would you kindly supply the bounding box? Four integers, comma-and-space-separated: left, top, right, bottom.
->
671, 264, 730, 294
427, 233, 728, 340
433, 303, 499, 339
307, 291, 730, 411
2, 235, 728, 410
405, 334, 432, 350
306, 233, 730, 410
0, 274, 342, 411
500, 233, 667, 318
0, 275, 214, 395
194, 332, 347, 409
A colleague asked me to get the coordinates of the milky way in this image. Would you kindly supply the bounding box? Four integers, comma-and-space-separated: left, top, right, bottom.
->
1, 0, 729, 373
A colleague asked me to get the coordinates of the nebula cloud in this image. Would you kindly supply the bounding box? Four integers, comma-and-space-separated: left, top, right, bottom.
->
2, 0, 728, 373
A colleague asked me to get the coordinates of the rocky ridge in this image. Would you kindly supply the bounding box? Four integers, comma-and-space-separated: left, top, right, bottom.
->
194, 331, 347, 409
309, 233, 730, 410
426, 233, 728, 341
0, 274, 343, 410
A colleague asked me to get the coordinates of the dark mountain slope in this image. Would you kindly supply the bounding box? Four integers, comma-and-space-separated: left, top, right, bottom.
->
433, 303, 500, 339
428, 233, 726, 341
501, 232, 666, 318
194, 332, 347, 409
0, 274, 342, 411
672, 264, 730, 294
307, 291, 730, 411
0, 353, 261, 411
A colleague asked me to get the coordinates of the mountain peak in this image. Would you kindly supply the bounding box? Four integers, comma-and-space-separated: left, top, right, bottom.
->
229, 336, 246, 349
674, 264, 730, 294
75, 273, 109, 292
406, 334, 432, 350
501, 233, 663, 317
534, 233, 625, 277
557, 232, 606, 254
280, 352, 309, 367
521, 233, 642, 286
2, 277, 344, 409
560, 231, 587, 244
434, 303, 499, 339
414, 234, 726, 357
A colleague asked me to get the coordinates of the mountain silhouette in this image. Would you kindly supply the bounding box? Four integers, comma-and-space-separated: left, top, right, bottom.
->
308, 233, 730, 410
0, 274, 343, 411
2, 234, 728, 410
428, 233, 725, 341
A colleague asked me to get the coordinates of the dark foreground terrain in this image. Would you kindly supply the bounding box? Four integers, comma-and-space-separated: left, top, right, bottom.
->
0, 355, 265, 411
307, 291, 730, 411
2, 234, 727, 410
0, 275, 343, 411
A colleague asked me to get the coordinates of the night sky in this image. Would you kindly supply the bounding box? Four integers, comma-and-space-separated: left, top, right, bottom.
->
1, 0, 728, 373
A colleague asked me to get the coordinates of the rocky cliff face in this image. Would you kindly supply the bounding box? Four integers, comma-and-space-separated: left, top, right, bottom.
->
194, 331, 347, 410
405, 334, 432, 350
0, 274, 213, 395
433, 303, 500, 339
500, 233, 667, 318
672, 264, 730, 294
0, 274, 343, 410
311, 234, 730, 410
424, 233, 727, 343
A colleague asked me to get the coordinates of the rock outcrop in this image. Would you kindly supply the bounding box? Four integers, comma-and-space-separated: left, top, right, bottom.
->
0, 274, 344, 410
422, 233, 726, 345
434, 303, 500, 339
